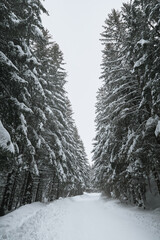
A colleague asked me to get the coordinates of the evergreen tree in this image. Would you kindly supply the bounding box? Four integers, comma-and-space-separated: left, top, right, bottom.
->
0, 1, 89, 215
0, 0, 47, 212
93, 1, 160, 207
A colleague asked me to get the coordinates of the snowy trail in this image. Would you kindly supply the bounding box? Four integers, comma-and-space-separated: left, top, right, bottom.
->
0, 193, 160, 240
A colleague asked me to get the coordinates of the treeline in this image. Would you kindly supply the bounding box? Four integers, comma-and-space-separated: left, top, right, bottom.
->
0, 0, 89, 216
93, 0, 160, 208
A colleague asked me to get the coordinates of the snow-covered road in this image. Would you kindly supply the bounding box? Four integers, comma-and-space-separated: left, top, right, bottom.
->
0, 193, 160, 240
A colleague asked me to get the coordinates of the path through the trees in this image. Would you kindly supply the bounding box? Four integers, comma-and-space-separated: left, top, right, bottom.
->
0, 193, 160, 240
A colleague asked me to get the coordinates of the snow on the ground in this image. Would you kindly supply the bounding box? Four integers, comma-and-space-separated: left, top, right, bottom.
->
0, 193, 160, 240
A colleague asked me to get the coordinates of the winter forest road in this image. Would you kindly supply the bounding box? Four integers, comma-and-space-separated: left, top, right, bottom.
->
0, 193, 160, 240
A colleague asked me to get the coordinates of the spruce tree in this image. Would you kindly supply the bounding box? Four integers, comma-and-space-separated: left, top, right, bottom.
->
93, 0, 160, 207
0, 1, 89, 215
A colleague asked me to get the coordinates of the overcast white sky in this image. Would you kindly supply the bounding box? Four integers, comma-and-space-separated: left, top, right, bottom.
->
42, 0, 127, 164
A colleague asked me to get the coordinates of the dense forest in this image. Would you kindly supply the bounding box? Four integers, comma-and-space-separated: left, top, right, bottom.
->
1, 0, 160, 217
92, 0, 160, 208
0, 0, 90, 216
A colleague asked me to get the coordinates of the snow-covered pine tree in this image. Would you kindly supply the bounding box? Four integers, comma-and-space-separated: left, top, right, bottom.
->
93, 1, 160, 207
122, 0, 160, 201
34, 33, 74, 199
93, 8, 140, 200
72, 124, 90, 193
32, 31, 90, 200
63, 98, 90, 195
0, 0, 47, 213
0, 1, 89, 215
